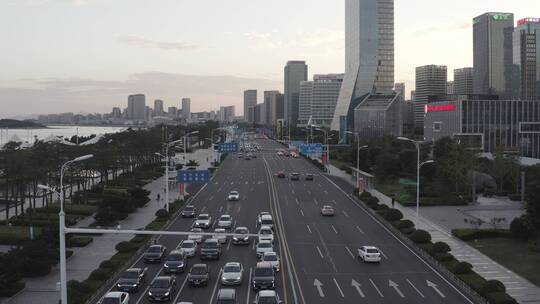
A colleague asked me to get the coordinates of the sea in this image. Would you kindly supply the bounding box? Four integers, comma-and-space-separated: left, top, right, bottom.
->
0, 125, 126, 145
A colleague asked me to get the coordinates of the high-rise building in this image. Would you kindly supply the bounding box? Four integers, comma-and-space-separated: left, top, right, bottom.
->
354, 92, 402, 137
299, 74, 344, 128
446, 81, 454, 95
219, 106, 236, 123
254, 103, 265, 125
473, 12, 514, 98
127, 94, 146, 121
331, 0, 395, 131
168, 106, 178, 118
263, 91, 284, 125
243, 90, 258, 122
415, 65, 447, 130
513, 18, 540, 100
111, 107, 122, 119
454, 68, 474, 95
284, 61, 308, 127
154, 100, 164, 117
394, 83, 405, 101
181, 98, 191, 120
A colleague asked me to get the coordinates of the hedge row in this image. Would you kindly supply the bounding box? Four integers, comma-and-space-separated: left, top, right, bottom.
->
451, 229, 513, 241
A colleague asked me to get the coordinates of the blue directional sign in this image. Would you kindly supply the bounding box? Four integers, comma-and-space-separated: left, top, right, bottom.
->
176, 170, 211, 183
289, 141, 304, 150
218, 143, 239, 153
299, 143, 324, 155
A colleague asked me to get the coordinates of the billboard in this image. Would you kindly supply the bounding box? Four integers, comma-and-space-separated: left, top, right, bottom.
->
299, 143, 324, 155
176, 170, 211, 183
218, 143, 239, 153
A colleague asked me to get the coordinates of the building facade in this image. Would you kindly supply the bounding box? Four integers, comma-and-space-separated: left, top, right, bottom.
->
298, 74, 344, 128
219, 106, 236, 123
353, 92, 402, 137
127, 94, 146, 121
414, 65, 447, 131
513, 18, 540, 100
253, 103, 265, 125
243, 90, 258, 122
263, 91, 284, 126
331, 0, 395, 131
154, 100, 164, 117
446, 81, 454, 95
454, 68, 474, 95
284, 61, 308, 127
181, 98, 191, 120
473, 12, 514, 98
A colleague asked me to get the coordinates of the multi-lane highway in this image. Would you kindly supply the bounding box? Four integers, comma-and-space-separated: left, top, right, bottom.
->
97, 138, 477, 304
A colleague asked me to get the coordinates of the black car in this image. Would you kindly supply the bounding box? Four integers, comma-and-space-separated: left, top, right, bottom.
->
305, 174, 314, 181
164, 250, 187, 274
147, 276, 176, 302
252, 262, 275, 291
188, 264, 210, 287
232, 227, 250, 245
290, 173, 300, 181
116, 267, 147, 293
200, 239, 221, 260
181, 205, 196, 218
143, 245, 167, 263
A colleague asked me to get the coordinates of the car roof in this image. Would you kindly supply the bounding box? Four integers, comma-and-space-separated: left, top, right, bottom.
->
217, 288, 236, 298
182, 239, 195, 243
199, 213, 209, 217
256, 261, 273, 268
149, 244, 163, 248
260, 226, 272, 230
363, 246, 379, 250
193, 263, 207, 268
323, 205, 333, 208
258, 290, 277, 296
263, 251, 277, 256
154, 276, 171, 282
225, 262, 241, 267
261, 214, 273, 219
220, 214, 231, 218
104, 291, 125, 298
204, 238, 219, 243
169, 250, 184, 255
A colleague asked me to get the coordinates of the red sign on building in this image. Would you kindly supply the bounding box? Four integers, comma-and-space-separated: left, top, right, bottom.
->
425, 104, 456, 113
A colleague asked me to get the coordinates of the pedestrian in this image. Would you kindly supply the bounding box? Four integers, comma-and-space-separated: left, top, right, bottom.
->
391, 195, 395, 209
157, 193, 161, 201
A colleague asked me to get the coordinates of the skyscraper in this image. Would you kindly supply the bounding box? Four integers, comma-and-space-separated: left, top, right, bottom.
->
331, 0, 395, 131
473, 12, 514, 98
394, 83, 405, 101
446, 81, 454, 95
243, 90, 257, 122
299, 74, 344, 128
454, 68, 474, 95
513, 18, 540, 100
284, 61, 308, 127
264, 91, 284, 125
127, 94, 146, 121
154, 99, 164, 117
415, 65, 447, 130
181, 98, 191, 120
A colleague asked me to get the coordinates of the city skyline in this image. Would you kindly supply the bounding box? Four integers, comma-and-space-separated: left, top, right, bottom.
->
1, 0, 539, 118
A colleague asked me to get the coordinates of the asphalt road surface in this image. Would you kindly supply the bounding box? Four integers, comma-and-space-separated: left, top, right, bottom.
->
96, 138, 476, 304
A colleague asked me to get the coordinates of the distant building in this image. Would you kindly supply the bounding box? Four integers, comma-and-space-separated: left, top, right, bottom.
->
127, 94, 146, 121
402, 100, 415, 133
513, 18, 540, 100
154, 100, 164, 117
243, 90, 257, 123
354, 92, 402, 137
298, 74, 344, 128
253, 103, 265, 125
284, 61, 308, 127
454, 68, 474, 95
446, 81, 454, 95
168, 106, 178, 118
414, 65, 447, 131
473, 12, 514, 98
111, 107, 122, 119
219, 106, 235, 123
394, 83, 406, 101
182, 98, 191, 120
263, 91, 284, 125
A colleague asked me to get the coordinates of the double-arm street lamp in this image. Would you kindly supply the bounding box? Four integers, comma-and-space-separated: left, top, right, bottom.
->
38, 154, 94, 304
345, 131, 368, 193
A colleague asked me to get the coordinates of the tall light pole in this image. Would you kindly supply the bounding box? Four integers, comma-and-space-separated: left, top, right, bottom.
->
38, 154, 93, 304
183, 131, 200, 165
346, 131, 368, 193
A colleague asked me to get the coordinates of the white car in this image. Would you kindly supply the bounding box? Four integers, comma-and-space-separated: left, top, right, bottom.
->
358, 246, 382, 263
277, 151, 284, 156
188, 228, 204, 243
228, 191, 240, 201
194, 214, 212, 229
258, 214, 274, 230
256, 240, 274, 259
221, 262, 244, 286
258, 226, 274, 243
257, 212, 271, 226
178, 240, 197, 257
254, 290, 282, 304
261, 251, 280, 272
100, 291, 129, 304
213, 228, 228, 244
217, 214, 233, 229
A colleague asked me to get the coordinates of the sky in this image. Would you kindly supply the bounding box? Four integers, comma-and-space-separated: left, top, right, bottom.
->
1, 0, 539, 118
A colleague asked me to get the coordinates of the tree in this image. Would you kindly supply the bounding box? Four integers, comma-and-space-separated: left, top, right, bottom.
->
437, 140, 474, 193
526, 180, 540, 249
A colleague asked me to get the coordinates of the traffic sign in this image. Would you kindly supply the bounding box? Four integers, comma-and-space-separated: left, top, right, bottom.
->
300, 143, 324, 155
176, 170, 211, 183
218, 143, 239, 153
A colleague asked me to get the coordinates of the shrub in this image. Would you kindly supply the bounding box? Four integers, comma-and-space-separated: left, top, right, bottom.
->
480, 280, 506, 296
68, 280, 93, 294
510, 217, 529, 240
451, 229, 512, 241
384, 209, 403, 221
410, 229, 432, 244
359, 192, 372, 200
89, 268, 109, 281
434, 252, 454, 262
115, 241, 135, 253
99, 260, 116, 269
374, 204, 389, 211
431, 241, 451, 255
508, 194, 521, 202
20, 259, 52, 277
68, 236, 93, 247
400, 227, 415, 235
452, 261, 473, 274
366, 196, 379, 206
0, 280, 25, 297
484, 292, 518, 304
155, 209, 170, 220
397, 220, 415, 230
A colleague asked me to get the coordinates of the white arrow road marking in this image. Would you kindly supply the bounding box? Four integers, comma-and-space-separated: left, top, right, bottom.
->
342, 210, 350, 217
314, 199, 319, 205
333, 278, 345, 297
316, 246, 324, 258
219, 206, 223, 212
407, 279, 425, 298
356, 225, 364, 234
295, 198, 299, 205
300, 209, 305, 217
314, 279, 325, 297
307, 190, 312, 195
369, 279, 384, 297
331, 225, 338, 234
345, 246, 355, 258
389, 280, 405, 298
306, 224, 312, 234
378, 248, 388, 259
208, 195, 214, 201
201, 206, 207, 212
332, 199, 338, 205
351, 279, 366, 298
292, 189, 295, 195
427, 280, 446, 298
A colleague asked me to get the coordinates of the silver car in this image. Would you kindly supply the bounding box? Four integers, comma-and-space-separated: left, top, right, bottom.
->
178, 240, 197, 257
262, 251, 280, 272
188, 228, 204, 243
256, 240, 274, 259
213, 228, 228, 244
221, 262, 243, 286
194, 214, 212, 229
217, 214, 233, 229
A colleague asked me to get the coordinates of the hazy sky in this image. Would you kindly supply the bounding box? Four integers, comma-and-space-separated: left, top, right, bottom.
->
1, 0, 539, 117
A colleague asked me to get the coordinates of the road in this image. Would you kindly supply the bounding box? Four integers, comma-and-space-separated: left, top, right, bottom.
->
96, 138, 477, 304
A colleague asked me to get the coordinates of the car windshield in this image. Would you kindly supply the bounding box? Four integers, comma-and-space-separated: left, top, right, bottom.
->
235, 228, 248, 234
224, 265, 241, 272
191, 266, 206, 275
257, 296, 278, 304
151, 279, 170, 288
261, 219, 273, 225
258, 243, 272, 248
198, 215, 209, 220
366, 249, 379, 254
203, 242, 218, 249
167, 253, 183, 261
181, 242, 195, 248
101, 297, 120, 304
184, 206, 194, 211
264, 255, 277, 261
148, 246, 161, 253
122, 270, 139, 279
220, 216, 231, 221
254, 268, 273, 276
230, 191, 238, 195
260, 229, 272, 235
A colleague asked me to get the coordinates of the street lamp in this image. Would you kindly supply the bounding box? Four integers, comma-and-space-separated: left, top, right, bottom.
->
314, 128, 330, 172
38, 153, 93, 304
346, 131, 368, 193
183, 131, 200, 165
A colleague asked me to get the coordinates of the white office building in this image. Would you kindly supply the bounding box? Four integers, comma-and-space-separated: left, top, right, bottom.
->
299, 74, 344, 128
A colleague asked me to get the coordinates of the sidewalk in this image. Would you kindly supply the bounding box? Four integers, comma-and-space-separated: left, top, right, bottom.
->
1, 149, 214, 304
327, 164, 540, 304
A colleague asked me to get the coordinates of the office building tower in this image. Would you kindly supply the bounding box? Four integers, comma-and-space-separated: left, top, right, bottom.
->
473, 12, 514, 98
127, 94, 146, 121
331, 0, 395, 131
154, 100, 164, 117
354, 92, 402, 137
219, 106, 236, 123
168, 107, 178, 118
415, 65, 447, 131
284, 61, 308, 127
299, 74, 344, 128
244, 90, 258, 122
263, 91, 284, 125
254, 103, 266, 125
454, 68, 474, 95
446, 81, 454, 95
111, 107, 122, 119
514, 18, 540, 100
181, 98, 191, 120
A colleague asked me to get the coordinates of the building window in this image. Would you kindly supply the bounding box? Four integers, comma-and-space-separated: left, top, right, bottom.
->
433, 122, 442, 132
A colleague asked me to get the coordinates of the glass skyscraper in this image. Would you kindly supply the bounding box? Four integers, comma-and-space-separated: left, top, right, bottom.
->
513, 18, 540, 100
331, 0, 394, 131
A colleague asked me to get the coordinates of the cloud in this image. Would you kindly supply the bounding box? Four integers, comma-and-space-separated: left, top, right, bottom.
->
406, 21, 472, 36
118, 35, 203, 51
243, 29, 343, 50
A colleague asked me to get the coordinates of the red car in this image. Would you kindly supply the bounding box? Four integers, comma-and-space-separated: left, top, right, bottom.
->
276, 171, 286, 178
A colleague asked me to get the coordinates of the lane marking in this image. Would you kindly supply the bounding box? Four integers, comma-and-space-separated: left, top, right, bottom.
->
316, 246, 324, 259
331, 225, 338, 234
324, 190, 328, 194
291, 189, 295, 195
407, 279, 425, 298
201, 206, 207, 213
345, 246, 355, 258
295, 198, 299, 205
389, 280, 405, 298
307, 190, 312, 195
171, 275, 189, 303
333, 278, 345, 298
369, 279, 384, 298
208, 269, 223, 303
314, 279, 324, 298
351, 279, 366, 298
306, 224, 312, 234
356, 225, 364, 234
300, 209, 305, 217
379, 248, 388, 259
219, 206, 223, 212
342, 210, 350, 217
332, 199, 337, 205
427, 280, 446, 298
246, 267, 253, 303
208, 195, 214, 201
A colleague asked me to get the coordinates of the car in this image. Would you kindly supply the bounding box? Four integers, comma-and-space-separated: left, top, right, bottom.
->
188, 264, 210, 286
358, 246, 382, 263
181, 205, 196, 218
228, 191, 240, 201
276, 171, 286, 178
245, 156, 251, 160
100, 291, 130, 304
251, 153, 257, 158
257, 212, 271, 226
217, 214, 233, 229
321, 205, 335, 216
164, 250, 187, 274
252, 262, 275, 291
200, 238, 221, 260
258, 214, 274, 230
116, 268, 147, 293
238, 153, 243, 158
194, 214, 212, 229
143, 245, 167, 263
258, 226, 274, 243
253, 290, 283, 304
147, 276, 176, 302
178, 240, 197, 257
213, 228, 228, 244
232, 227, 250, 245
276, 151, 284, 156
188, 228, 204, 243
291, 153, 299, 158
261, 252, 280, 272
290, 172, 300, 180
305, 173, 314, 181
216, 288, 237, 304
221, 262, 244, 286
256, 240, 274, 259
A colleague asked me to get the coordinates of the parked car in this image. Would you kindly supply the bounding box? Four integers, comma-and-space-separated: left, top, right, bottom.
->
164, 250, 187, 274
116, 268, 147, 293
100, 291, 129, 304
188, 264, 210, 286
147, 276, 176, 302
143, 245, 167, 263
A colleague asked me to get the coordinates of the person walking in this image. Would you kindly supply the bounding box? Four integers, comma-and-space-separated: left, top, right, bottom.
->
157, 193, 161, 201
391, 195, 395, 209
